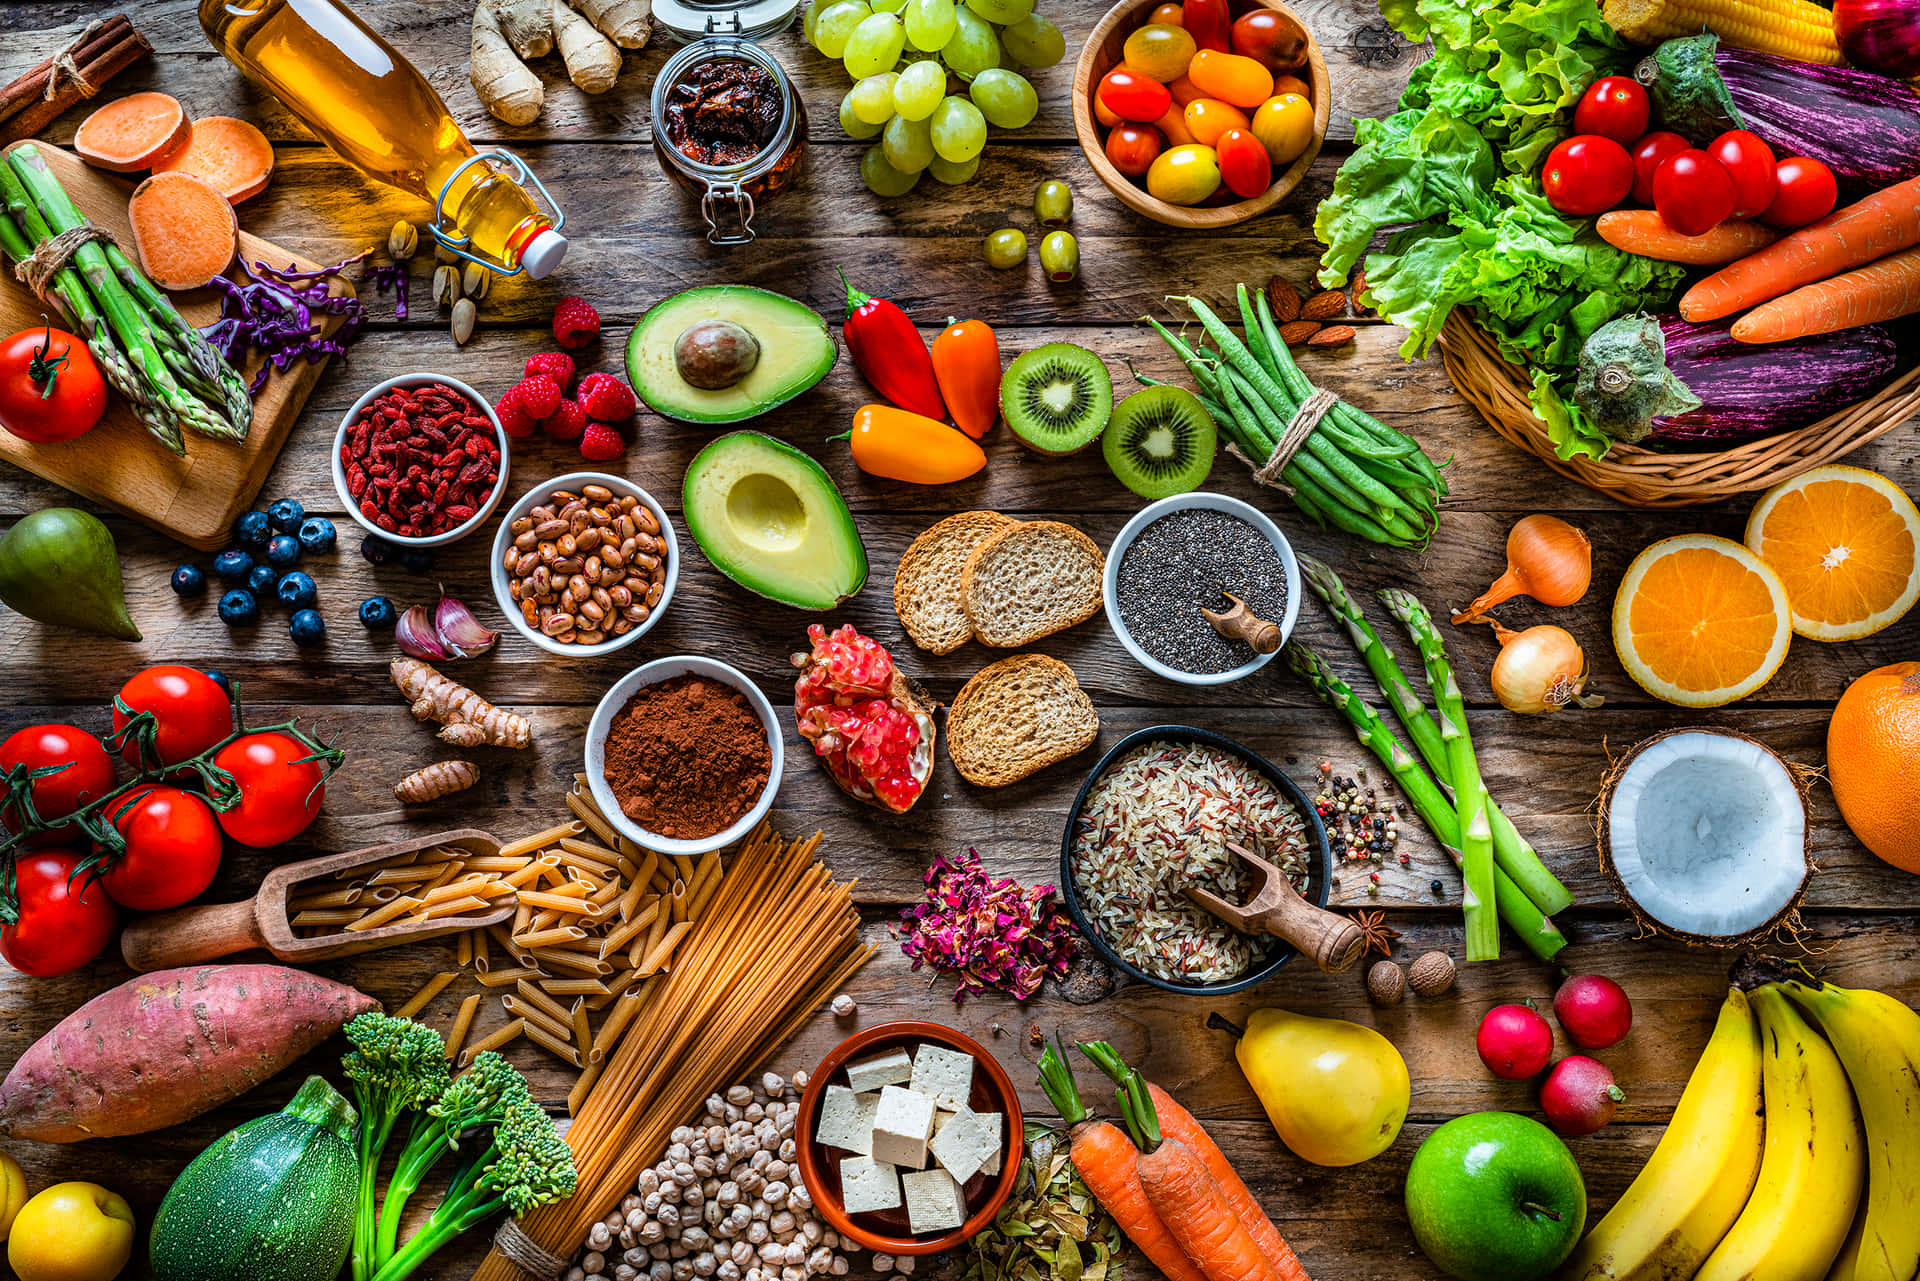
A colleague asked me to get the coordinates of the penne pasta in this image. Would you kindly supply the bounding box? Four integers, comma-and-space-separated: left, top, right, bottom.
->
444, 993, 482, 1060
502, 995, 575, 1044
457, 1018, 525, 1067
290, 908, 362, 927
393, 971, 457, 1019
345, 896, 422, 932
572, 999, 594, 1061
515, 925, 589, 950
476, 966, 542, 988
638, 921, 695, 975
498, 820, 584, 861
523, 1019, 585, 1068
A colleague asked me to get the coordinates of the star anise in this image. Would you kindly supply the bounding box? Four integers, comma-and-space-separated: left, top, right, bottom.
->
1349, 909, 1400, 958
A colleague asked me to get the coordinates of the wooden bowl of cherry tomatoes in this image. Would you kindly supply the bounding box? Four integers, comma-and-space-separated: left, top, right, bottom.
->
1072, 0, 1329, 228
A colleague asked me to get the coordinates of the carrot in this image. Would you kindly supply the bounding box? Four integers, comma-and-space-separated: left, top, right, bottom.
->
1731, 244, 1920, 342
127, 170, 237, 291
1681, 175, 1920, 322
73, 91, 189, 172
150, 115, 276, 204
1595, 211, 1779, 266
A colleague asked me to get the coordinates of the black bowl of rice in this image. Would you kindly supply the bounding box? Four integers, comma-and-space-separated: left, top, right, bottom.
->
1058, 725, 1332, 995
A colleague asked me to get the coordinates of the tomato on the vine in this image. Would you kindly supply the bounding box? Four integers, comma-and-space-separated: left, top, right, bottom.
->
1763, 156, 1838, 228
112, 665, 232, 767
1105, 123, 1163, 177
211, 732, 325, 847
1541, 134, 1633, 217
98, 786, 222, 911
0, 322, 107, 445
1706, 130, 1778, 219
1653, 149, 1737, 236
0, 723, 115, 845
1629, 131, 1691, 207
1, 850, 116, 977
1573, 75, 1649, 145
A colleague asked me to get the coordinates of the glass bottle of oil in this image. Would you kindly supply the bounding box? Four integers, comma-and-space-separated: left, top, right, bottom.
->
199, 0, 567, 276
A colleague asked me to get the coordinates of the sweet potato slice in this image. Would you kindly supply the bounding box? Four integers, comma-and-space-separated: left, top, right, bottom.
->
128, 170, 238, 291
149, 115, 275, 203
73, 91, 189, 172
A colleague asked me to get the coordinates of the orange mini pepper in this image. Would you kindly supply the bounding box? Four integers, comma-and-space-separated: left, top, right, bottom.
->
838, 404, 986, 484
930, 319, 1001, 439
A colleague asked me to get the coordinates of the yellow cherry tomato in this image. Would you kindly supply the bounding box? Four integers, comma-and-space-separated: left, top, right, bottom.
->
1167, 73, 1204, 106
1182, 97, 1249, 147
1121, 23, 1197, 82
1188, 48, 1273, 108
1272, 73, 1311, 99
1149, 2, 1184, 23
1146, 144, 1221, 205
1250, 92, 1314, 166
1153, 104, 1197, 146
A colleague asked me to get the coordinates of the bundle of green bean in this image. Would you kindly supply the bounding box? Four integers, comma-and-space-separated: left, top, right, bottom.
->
1143, 284, 1445, 547
0, 143, 252, 456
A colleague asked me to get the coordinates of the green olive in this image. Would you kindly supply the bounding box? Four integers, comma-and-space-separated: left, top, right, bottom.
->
983, 227, 1028, 270
1038, 230, 1078, 282
1034, 179, 1073, 228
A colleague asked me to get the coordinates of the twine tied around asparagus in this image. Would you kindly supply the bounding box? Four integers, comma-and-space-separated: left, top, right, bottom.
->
12, 224, 116, 303
492, 1218, 571, 1281
1226, 386, 1339, 494
43, 19, 105, 100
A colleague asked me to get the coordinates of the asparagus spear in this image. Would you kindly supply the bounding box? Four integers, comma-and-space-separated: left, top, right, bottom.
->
1287, 645, 1567, 962
1379, 588, 1498, 962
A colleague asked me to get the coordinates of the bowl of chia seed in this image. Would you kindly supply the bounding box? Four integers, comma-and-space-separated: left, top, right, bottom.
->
1104, 493, 1300, 685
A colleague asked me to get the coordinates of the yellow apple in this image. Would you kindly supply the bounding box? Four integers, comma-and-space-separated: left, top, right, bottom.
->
7, 1182, 134, 1281
0, 1148, 26, 1240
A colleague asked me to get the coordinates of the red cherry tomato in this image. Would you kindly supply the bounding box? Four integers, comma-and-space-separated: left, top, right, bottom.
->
0, 723, 115, 846
211, 731, 325, 848
1541, 134, 1634, 217
1096, 67, 1173, 123
0, 321, 107, 445
1653, 149, 1738, 236
1629, 131, 1692, 206
1706, 130, 1778, 219
1762, 156, 1839, 228
1227, 8, 1307, 73
98, 786, 223, 911
1181, 0, 1231, 51
1573, 75, 1649, 145
1216, 127, 1273, 198
1105, 123, 1163, 177
1, 849, 116, 977
112, 665, 233, 768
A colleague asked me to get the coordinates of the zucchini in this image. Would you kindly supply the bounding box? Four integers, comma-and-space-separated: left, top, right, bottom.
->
150, 1075, 360, 1281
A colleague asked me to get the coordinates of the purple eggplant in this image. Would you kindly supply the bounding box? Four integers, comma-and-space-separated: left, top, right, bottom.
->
1639, 35, 1920, 188
1575, 314, 1900, 445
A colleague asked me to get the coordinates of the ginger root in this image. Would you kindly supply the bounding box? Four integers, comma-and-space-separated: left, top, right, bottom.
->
395, 760, 480, 804
471, 2, 544, 125
491, 0, 554, 58
569, 0, 651, 48
391, 658, 533, 749
553, 0, 622, 93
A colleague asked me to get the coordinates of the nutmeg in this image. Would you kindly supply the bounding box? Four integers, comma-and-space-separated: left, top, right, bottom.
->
1367, 960, 1406, 1007
1408, 950, 1456, 997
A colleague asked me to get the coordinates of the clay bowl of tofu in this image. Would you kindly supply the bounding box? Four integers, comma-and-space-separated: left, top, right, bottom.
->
795, 1021, 1024, 1255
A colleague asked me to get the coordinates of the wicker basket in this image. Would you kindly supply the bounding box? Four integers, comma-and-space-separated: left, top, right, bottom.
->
1437, 311, 1920, 508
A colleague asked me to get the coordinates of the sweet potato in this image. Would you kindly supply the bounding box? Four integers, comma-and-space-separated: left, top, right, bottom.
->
0, 964, 377, 1142
149, 116, 275, 204
127, 170, 237, 291
73, 92, 189, 173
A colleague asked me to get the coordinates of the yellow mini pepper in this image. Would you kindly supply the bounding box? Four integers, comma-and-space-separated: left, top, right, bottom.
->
835, 404, 987, 485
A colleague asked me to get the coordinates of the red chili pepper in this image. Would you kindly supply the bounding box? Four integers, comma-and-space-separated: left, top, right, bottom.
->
1182, 0, 1231, 51
839, 268, 947, 422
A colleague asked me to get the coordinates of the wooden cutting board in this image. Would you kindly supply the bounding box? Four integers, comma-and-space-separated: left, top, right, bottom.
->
0, 141, 349, 550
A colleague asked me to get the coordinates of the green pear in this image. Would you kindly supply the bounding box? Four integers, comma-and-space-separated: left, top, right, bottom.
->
0, 507, 141, 640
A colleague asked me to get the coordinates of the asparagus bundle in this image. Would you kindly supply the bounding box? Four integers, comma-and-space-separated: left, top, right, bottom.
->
0, 142, 251, 455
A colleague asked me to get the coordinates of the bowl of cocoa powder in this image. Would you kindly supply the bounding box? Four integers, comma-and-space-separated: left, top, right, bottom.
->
585, 656, 784, 855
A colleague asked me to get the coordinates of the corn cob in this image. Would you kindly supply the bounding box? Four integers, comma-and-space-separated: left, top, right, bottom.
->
1603, 0, 1841, 64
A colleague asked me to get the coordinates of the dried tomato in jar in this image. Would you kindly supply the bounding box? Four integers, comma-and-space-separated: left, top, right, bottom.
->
650, 39, 808, 244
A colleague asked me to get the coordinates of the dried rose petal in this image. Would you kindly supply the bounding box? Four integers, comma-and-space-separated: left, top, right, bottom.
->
898, 849, 1078, 1004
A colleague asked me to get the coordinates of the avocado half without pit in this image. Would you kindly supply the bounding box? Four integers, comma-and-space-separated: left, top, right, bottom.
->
627, 285, 837, 423
682, 432, 869, 610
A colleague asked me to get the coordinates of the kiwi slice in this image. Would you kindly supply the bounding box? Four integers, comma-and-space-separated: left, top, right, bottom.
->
1101, 386, 1217, 499
1000, 343, 1113, 455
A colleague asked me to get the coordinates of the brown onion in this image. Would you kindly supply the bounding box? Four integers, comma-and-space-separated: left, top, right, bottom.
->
1453, 515, 1591, 624
1490, 621, 1601, 715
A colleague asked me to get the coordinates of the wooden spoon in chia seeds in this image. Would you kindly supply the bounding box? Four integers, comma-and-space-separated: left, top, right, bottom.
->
1202, 591, 1282, 654
1185, 841, 1366, 974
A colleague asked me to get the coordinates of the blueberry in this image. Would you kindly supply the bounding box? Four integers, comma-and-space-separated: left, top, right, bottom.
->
289, 608, 326, 647
358, 595, 397, 630
213, 548, 254, 582
203, 669, 232, 695
360, 534, 396, 566
277, 571, 317, 609
247, 564, 279, 597
398, 546, 436, 574
267, 498, 305, 533
297, 516, 337, 554
265, 534, 300, 567
170, 564, 206, 596
234, 511, 272, 546
218, 589, 259, 626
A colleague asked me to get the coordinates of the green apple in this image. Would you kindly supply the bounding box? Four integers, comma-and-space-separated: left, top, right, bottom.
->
1404, 1111, 1586, 1281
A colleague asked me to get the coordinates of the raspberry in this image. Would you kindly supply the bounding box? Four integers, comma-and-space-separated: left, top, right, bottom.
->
495, 385, 538, 438
543, 398, 588, 441
512, 374, 563, 420
577, 372, 638, 422
579, 421, 626, 462
524, 351, 575, 391
552, 295, 600, 349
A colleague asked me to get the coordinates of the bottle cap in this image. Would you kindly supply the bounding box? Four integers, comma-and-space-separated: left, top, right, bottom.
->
521, 228, 569, 279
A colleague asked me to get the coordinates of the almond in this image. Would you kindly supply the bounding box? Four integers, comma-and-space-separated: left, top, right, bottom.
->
1350, 266, 1372, 317
1307, 324, 1356, 348
1279, 320, 1322, 346
1267, 277, 1302, 324
1301, 289, 1348, 321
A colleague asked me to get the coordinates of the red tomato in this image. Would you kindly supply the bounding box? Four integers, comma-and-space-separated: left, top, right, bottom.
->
1573, 76, 1649, 144
1105, 123, 1163, 177
112, 665, 233, 768
98, 786, 222, 911
1181, 0, 1230, 51
1707, 130, 1778, 218
1541, 134, 1634, 216
1096, 67, 1173, 123
1, 849, 116, 977
1629, 131, 1692, 206
0, 723, 115, 845
1228, 8, 1307, 73
1763, 156, 1838, 228
211, 732, 325, 848
1653, 149, 1738, 236
1216, 128, 1273, 198
0, 322, 107, 445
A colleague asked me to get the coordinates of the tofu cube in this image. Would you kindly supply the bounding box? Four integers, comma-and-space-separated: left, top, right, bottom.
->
930, 1105, 1001, 1185
903, 1168, 968, 1235
816, 1086, 879, 1155
909, 1044, 975, 1111
870, 1084, 937, 1170
840, 1156, 901, 1214
845, 1049, 914, 1094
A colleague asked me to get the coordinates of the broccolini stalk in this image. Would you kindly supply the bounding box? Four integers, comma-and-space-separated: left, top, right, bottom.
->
342, 1013, 452, 1281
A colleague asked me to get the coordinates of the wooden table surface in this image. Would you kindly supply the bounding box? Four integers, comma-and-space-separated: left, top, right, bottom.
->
0, 1, 1915, 1278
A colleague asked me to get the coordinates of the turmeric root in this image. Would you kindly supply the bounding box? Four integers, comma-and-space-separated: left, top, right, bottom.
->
553, 0, 622, 93
471, 2, 544, 125
490, 0, 554, 58
390, 658, 533, 749
395, 760, 480, 804
568, 0, 651, 48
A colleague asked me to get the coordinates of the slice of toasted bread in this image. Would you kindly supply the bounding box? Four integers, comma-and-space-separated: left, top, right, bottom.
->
893, 511, 1017, 654
947, 654, 1099, 788
959, 520, 1104, 648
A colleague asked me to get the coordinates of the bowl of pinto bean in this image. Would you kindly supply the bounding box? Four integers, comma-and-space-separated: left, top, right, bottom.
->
332, 373, 510, 547
489, 471, 680, 657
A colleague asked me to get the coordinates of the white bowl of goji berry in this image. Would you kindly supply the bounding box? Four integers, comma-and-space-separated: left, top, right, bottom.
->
332, 373, 511, 548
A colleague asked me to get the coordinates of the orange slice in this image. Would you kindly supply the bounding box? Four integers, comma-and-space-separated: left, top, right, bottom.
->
1743, 464, 1920, 642
1613, 535, 1792, 708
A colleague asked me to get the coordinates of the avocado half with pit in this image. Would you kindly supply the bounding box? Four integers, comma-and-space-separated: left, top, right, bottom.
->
683, 432, 868, 610
627, 285, 837, 424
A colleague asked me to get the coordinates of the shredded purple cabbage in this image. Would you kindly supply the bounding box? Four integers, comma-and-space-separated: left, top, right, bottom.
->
894, 849, 1077, 1004
200, 251, 372, 393
371, 262, 409, 321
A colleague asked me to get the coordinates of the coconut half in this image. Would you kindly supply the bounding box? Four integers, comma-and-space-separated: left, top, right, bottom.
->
1596, 728, 1812, 947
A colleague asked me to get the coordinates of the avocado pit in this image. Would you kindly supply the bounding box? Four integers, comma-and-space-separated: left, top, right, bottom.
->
675, 320, 761, 390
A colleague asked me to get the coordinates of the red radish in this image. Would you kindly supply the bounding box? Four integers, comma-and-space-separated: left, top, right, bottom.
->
1540, 1056, 1624, 1136
1553, 973, 1633, 1049
1477, 1004, 1554, 1079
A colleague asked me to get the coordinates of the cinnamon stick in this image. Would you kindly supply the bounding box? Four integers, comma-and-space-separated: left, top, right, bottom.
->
0, 18, 152, 148
0, 16, 135, 124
